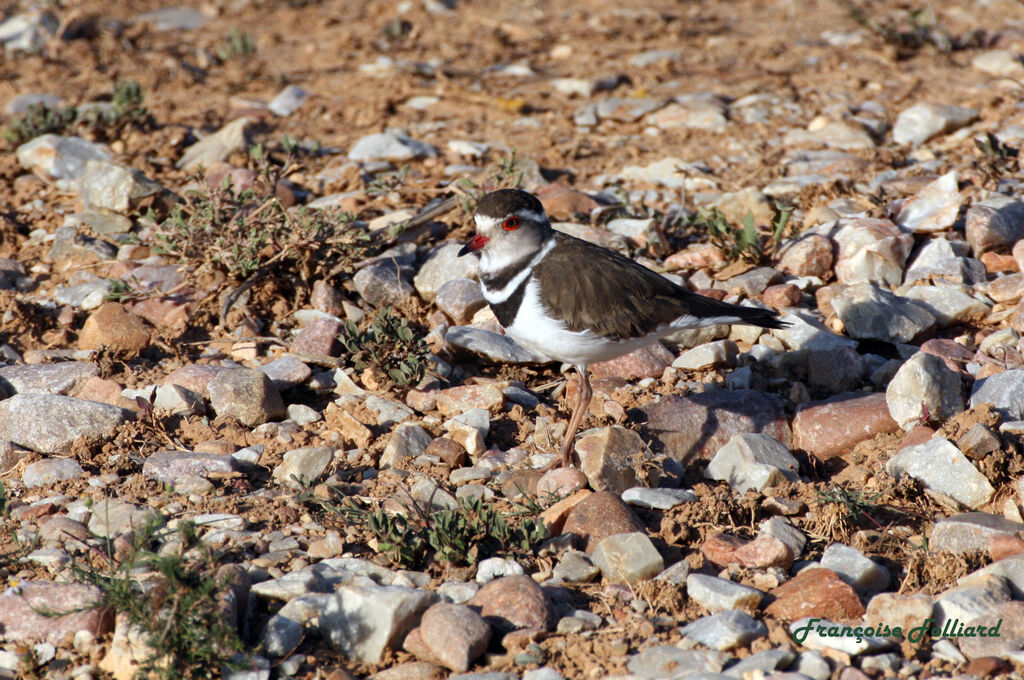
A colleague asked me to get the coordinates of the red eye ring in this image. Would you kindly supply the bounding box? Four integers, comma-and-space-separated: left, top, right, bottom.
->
503, 216, 520, 231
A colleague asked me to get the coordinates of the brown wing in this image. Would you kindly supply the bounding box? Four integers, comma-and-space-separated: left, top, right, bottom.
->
533, 233, 784, 340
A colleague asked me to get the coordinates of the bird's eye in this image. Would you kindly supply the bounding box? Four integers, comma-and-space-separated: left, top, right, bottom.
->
503, 216, 520, 231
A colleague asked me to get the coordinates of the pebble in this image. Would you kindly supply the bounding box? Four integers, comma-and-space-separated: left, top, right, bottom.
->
87, 499, 160, 538
0, 393, 133, 453
778, 234, 835, 278
536, 467, 587, 497
272, 446, 333, 488
436, 279, 487, 324
142, 450, 238, 484
268, 85, 308, 116
673, 339, 738, 370
320, 582, 437, 663
819, 543, 890, 595
591, 532, 664, 585
445, 326, 546, 364
17, 134, 110, 181
647, 96, 728, 132
0, 361, 98, 395
552, 550, 599, 583
895, 171, 962, 233
931, 513, 1024, 553
591, 344, 673, 380
177, 118, 251, 171
349, 132, 437, 162
259, 357, 312, 391
902, 284, 989, 327
966, 196, 1024, 256
0, 582, 111, 645
626, 646, 727, 679
621, 486, 696, 510
885, 352, 964, 429
435, 384, 505, 416
705, 433, 799, 492
680, 610, 767, 651
475, 557, 525, 583
893, 102, 979, 146
353, 261, 414, 307
864, 592, 933, 637
641, 391, 790, 463
970, 369, 1024, 420
686, 574, 764, 613
789, 617, 889, 655
380, 424, 432, 468
574, 426, 642, 494
23, 458, 86, 487
414, 243, 479, 301
412, 603, 490, 672
79, 160, 167, 214
208, 368, 286, 426
792, 392, 898, 457
137, 6, 207, 30
78, 302, 152, 354
561, 490, 646, 553
765, 568, 865, 621
468, 575, 553, 633
723, 649, 795, 677
828, 218, 913, 286
290, 317, 343, 356
831, 283, 935, 343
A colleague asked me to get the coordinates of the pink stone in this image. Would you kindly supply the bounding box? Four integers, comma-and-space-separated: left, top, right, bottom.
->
664, 243, 727, 271
562, 490, 645, 553
537, 467, 587, 497
127, 297, 193, 330
290, 318, 343, 356
310, 280, 345, 316
734, 534, 794, 569
468, 575, 553, 633
792, 392, 899, 458
0, 582, 112, 644
702, 533, 746, 566
765, 568, 865, 622
777, 234, 835, 278
920, 338, 974, 374
435, 384, 505, 415
591, 344, 674, 380
163, 364, 225, 397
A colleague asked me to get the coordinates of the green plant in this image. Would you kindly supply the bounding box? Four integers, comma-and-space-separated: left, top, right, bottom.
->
4, 102, 78, 144
339, 307, 429, 387
816, 487, 887, 527
69, 515, 244, 680
694, 200, 793, 264
218, 29, 256, 60
366, 164, 410, 197
304, 488, 546, 569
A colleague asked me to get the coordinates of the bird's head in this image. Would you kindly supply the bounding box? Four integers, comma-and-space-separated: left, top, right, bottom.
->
459, 189, 553, 263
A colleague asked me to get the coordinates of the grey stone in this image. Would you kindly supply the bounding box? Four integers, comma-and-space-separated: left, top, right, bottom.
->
641, 391, 790, 464
790, 617, 890, 655
0, 394, 133, 453
893, 102, 978, 146
674, 340, 739, 370
143, 450, 238, 484
885, 352, 963, 429
48, 226, 118, 262
886, 438, 994, 509
380, 425, 430, 469
930, 513, 1024, 553
626, 646, 727, 679
87, 499, 161, 538
575, 426, 643, 494
353, 261, 414, 307
365, 396, 414, 426
16, 135, 110, 181
831, 283, 935, 343
268, 85, 309, 116
272, 447, 333, 488
961, 556, 1024, 599
959, 423, 1001, 458
261, 613, 304, 657
320, 581, 437, 663
417, 602, 491, 672
596, 96, 664, 122
413, 243, 478, 301
902, 284, 989, 327
5, 92, 62, 115
177, 118, 250, 172
22, 458, 86, 487
80, 160, 167, 214
819, 543, 890, 594
349, 132, 437, 162
445, 326, 546, 364
54, 280, 114, 308
137, 6, 207, 30
0, 362, 99, 395
966, 196, 1024, 255
723, 649, 795, 678
591, 532, 664, 585
958, 600, 1024, 660
622, 487, 696, 510
258, 357, 311, 391
64, 211, 132, 235
208, 368, 286, 426
656, 560, 691, 585
287, 404, 321, 425
970, 369, 1024, 420
759, 517, 807, 558
435, 279, 486, 324
552, 550, 599, 583
705, 433, 799, 492
686, 574, 763, 613
933, 575, 1010, 628
680, 610, 768, 651
773, 311, 858, 352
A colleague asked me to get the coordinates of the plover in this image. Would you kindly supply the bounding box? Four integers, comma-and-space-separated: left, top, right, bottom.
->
459, 188, 786, 468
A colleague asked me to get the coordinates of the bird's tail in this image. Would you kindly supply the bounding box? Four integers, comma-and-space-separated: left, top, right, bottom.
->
685, 294, 790, 330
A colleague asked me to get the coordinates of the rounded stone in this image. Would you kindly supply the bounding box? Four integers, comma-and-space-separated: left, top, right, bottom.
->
78, 302, 151, 354
418, 603, 491, 672
468, 575, 554, 634
208, 368, 286, 426
561, 490, 646, 553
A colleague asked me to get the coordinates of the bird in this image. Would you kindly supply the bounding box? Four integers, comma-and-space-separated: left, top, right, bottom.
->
458, 188, 788, 469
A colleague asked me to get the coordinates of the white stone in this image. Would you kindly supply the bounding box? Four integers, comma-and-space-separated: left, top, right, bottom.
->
895, 172, 962, 233
885, 438, 994, 509
885, 351, 964, 429
319, 582, 437, 663
686, 574, 763, 613
705, 433, 798, 492
820, 543, 890, 594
